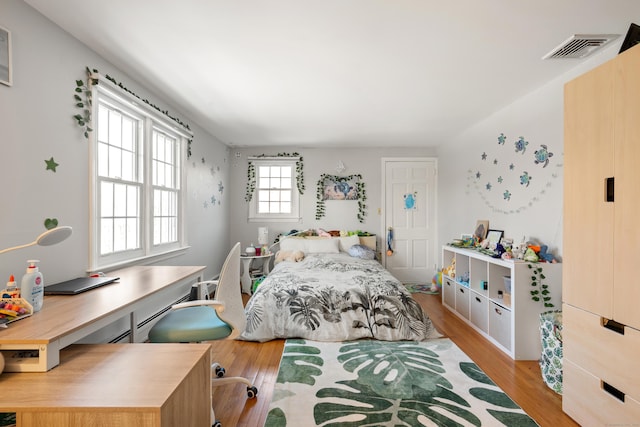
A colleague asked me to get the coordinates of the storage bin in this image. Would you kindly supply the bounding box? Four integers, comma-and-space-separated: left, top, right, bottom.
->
539, 310, 563, 394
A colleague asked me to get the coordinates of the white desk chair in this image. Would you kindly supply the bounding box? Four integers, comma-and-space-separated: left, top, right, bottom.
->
148, 242, 257, 427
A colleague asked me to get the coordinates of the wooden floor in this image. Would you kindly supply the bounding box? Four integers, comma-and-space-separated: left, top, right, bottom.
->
209, 292, 579, 427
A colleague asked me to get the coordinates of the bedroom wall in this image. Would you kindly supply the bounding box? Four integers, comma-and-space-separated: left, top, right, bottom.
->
228, 146, 436, 251
436, 42, 623, 263
0, 0, 230, 284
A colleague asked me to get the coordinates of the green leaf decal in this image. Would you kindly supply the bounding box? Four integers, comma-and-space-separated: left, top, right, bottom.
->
469, 387, 520, 409
460, 361, 495, 385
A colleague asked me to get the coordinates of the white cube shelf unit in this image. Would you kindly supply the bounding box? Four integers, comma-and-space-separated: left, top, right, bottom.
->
441, 245, 562, 360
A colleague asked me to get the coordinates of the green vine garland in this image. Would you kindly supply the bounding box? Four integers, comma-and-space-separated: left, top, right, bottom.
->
73, 67, 99, 139
528, 263, 554, 308
74, 66, 193, 157
316, 174, 367, 223
245, 162, 256, 202
244, 152, 304, 202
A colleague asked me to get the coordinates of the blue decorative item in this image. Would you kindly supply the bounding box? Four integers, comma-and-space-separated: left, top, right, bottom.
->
403, 192, 417, 210
469, 132, 560, 214
520, 171, 532, 187
515, 136, 529, 154
534, 145, 554, 168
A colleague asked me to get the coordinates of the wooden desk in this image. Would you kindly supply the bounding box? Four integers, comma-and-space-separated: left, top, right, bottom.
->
0, 343, 212, 427
0, 265, 205, 372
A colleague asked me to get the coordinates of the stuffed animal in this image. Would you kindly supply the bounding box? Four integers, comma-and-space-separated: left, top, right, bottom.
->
275, 250, 305, 264
511, 242, 526, 260
431, 271, 443, 292
442, 258, 456, 278
538, 245, 556, 263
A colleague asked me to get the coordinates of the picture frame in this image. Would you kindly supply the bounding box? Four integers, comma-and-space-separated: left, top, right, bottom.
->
487, 229, 504, 246
322, 176, 359, 200
0, 25, 11, 87
474, 220, 489, 241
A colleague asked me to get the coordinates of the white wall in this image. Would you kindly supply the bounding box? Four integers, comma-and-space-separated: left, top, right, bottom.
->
436, 43, 622, 263
0, 0, 230, 285
228, 146, 436, 250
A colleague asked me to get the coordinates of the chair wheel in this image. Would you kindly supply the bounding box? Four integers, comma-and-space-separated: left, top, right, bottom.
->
247, 386, 258, 398
212, 421, 221, 427
214, 366, 225, 378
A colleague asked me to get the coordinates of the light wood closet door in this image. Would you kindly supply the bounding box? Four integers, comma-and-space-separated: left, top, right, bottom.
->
613, 47, 640, 330
563, 59, 615, 318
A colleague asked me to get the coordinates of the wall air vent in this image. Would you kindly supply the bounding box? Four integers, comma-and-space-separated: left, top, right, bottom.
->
542, 34, 619, 59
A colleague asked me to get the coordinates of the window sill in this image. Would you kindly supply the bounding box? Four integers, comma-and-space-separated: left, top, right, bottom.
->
88, 246, 191, 275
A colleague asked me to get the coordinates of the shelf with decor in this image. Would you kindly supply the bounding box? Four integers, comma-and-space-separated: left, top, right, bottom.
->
441, 245, 561, 360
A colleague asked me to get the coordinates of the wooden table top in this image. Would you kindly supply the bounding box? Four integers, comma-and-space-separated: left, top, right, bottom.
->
0, 343, 211, 408
0, 265, 205, 345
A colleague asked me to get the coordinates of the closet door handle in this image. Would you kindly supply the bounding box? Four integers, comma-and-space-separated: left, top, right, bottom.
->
606, 177, 615, 202
602, 318, 625, 335
603, 381, 625, 402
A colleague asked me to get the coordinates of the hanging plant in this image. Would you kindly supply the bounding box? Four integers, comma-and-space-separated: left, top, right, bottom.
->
316, 174, 367, 223
245, 162, 256, 202
244, 152, 304, 202
528, 263, 554, 308
74, 66, 194, 157
73, 67, 99, 139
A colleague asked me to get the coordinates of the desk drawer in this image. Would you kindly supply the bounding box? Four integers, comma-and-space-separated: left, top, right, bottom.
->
563, 303, 640, 400
564, 358, 640, 426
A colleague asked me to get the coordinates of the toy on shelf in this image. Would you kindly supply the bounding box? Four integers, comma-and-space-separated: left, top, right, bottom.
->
442, 257, 456, 278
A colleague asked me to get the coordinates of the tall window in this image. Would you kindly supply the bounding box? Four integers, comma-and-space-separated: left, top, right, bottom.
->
91, 82, 189, 270
249, 158, 300, 221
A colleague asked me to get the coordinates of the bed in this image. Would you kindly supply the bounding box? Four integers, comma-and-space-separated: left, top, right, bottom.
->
239, 235, 440, 342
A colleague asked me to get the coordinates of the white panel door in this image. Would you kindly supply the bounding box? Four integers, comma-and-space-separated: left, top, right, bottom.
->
383, 159, 437, 283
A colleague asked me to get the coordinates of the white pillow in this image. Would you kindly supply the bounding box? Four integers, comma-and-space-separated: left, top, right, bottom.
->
304, 238, 340, 254
338, 235, 360, 252
279, 237, 307, 252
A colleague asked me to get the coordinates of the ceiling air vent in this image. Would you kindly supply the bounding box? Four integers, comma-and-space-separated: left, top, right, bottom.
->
542, 34, 619, 59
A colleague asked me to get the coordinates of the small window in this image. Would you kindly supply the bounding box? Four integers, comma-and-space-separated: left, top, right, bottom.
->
249, 158, 300, 221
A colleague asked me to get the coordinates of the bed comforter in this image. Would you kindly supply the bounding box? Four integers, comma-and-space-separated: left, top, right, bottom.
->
239, 253, 441, 342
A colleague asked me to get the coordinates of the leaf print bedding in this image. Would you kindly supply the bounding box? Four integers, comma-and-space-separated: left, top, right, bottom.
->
239, 253, 441, 342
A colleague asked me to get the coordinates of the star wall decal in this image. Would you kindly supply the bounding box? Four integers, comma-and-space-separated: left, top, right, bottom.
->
45, 157, 59, 172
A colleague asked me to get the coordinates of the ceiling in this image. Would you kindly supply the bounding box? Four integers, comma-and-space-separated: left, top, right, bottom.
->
25, 0, 640, 148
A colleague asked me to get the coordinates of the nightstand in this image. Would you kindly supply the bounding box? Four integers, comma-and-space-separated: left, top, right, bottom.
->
240, 253, 274, 294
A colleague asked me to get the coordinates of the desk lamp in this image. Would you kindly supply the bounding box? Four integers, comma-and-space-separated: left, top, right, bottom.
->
0, 225, 73, 374
0, 226, 73, 255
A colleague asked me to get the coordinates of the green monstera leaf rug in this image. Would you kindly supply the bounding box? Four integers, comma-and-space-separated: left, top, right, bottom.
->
264, 338, 538, 427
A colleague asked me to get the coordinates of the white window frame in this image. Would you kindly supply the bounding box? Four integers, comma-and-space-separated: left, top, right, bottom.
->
248, 157, 301, 222
89, 77, 191, 272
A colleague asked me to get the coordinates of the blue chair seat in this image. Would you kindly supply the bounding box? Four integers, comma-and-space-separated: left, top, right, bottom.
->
149, 306, 232, 343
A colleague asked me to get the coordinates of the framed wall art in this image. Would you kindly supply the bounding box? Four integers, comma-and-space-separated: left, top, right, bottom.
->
474, 220, 489, 241
487, 229, 504, 246
0, 25, 11, 86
